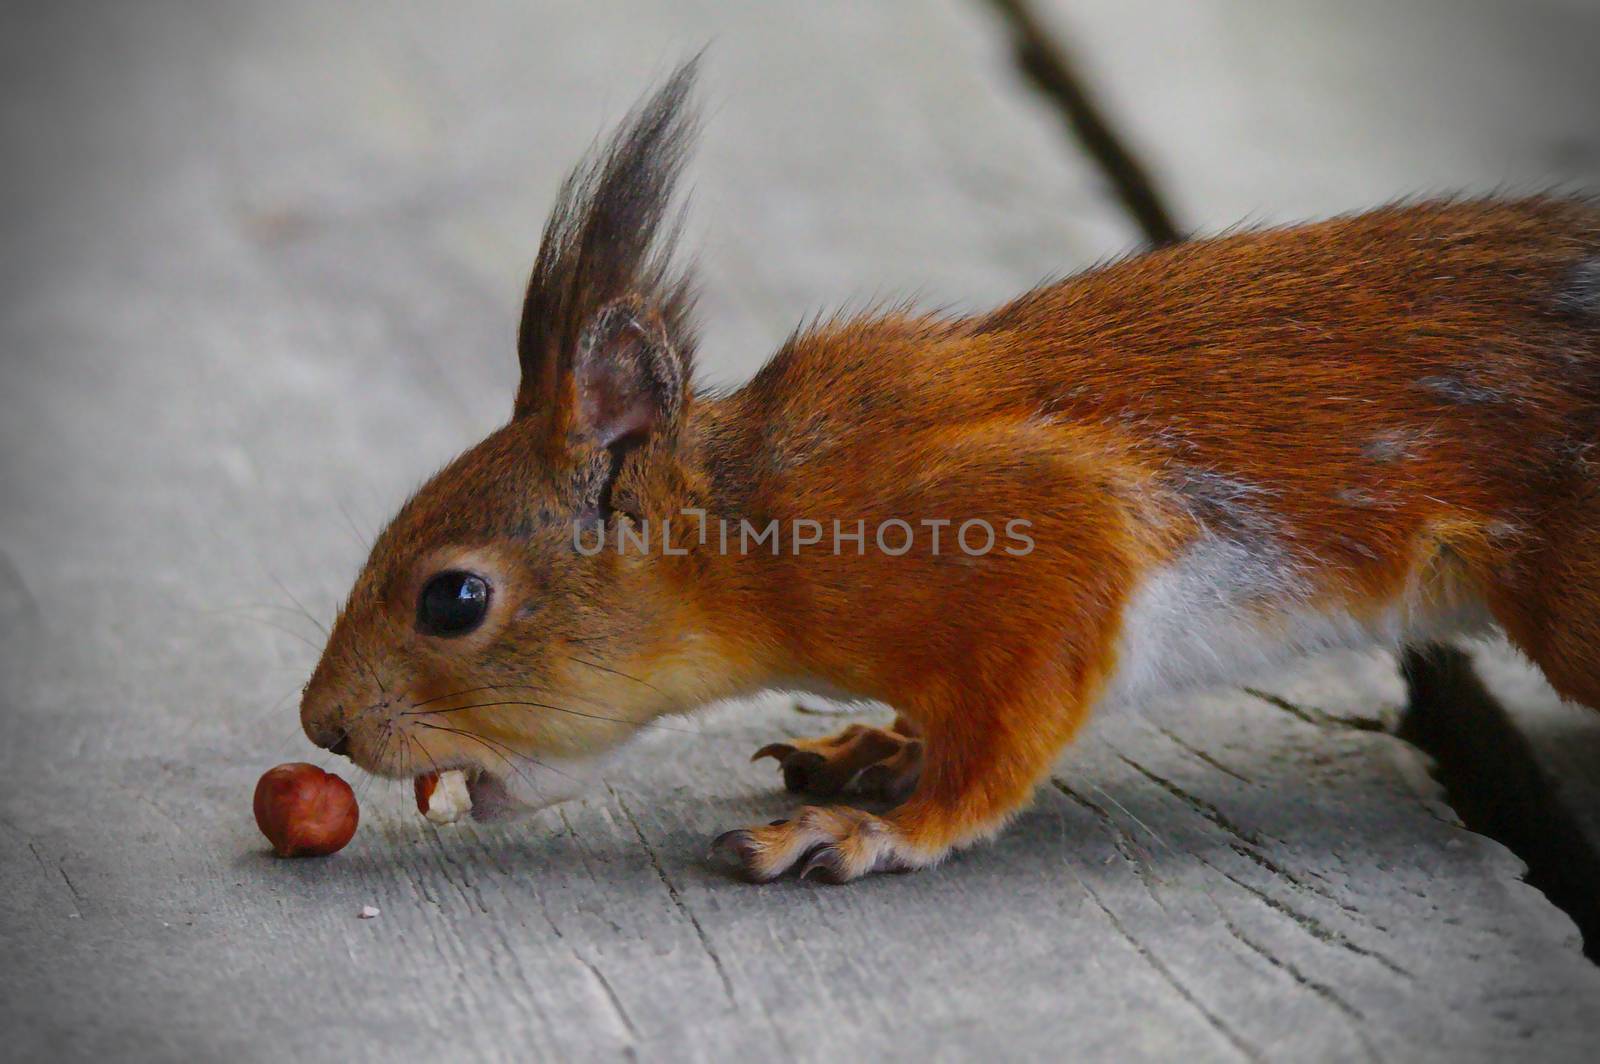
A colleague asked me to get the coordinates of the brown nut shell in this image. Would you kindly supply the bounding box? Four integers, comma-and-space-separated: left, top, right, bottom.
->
414, 772, 438, 815
253, 762, 359, 857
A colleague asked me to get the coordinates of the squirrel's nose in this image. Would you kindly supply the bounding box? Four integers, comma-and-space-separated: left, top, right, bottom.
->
304, 720, 350, 757
301, 700, 351, 757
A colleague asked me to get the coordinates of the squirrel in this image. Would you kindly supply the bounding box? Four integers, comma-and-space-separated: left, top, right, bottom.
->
300, 60, 1600, 883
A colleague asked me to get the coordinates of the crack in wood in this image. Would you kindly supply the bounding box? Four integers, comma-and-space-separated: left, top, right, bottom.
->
28, 840, 83, 918
421, 825, 491, 915
1052, 778, 1171, 911
1214, 868, 1412, 981
1065, 760, 1413, 979
1223, 842, 1385, 934
1244, 689, 1389, 733
575, 951, 640, 1045
608, 788, 738, 1006
980, 0, 1182, 247
1220, 917, 1384, 1063
1115, 751, 1270, 848
1072, 868, 1263, 1062
1149, 722, 1255, 786
1109, 750, 1414, 977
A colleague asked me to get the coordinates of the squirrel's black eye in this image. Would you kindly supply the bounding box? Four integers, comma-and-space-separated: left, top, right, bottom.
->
417, 571, 490, 637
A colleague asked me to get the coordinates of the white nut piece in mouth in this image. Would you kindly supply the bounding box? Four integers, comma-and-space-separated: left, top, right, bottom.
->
413, 769, 471, 825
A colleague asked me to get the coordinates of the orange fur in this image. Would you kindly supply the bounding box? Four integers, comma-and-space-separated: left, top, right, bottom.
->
300, 66, 1600, 882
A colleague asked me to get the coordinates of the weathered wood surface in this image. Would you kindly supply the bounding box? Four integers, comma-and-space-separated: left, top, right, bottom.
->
2, 2, 1598, 1061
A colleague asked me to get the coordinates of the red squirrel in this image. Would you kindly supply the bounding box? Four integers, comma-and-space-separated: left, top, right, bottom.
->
300, 62, 1600, 882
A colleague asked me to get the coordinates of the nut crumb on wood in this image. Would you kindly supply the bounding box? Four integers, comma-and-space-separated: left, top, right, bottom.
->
359, 905, 380, 919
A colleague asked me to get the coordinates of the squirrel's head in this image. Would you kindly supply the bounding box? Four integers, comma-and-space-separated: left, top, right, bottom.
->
300, 61, 737, 818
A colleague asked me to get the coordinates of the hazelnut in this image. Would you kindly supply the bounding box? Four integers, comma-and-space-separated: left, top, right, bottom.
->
253, 762, 359, 857
414, 768, 471, 825
414, 772, 437, 813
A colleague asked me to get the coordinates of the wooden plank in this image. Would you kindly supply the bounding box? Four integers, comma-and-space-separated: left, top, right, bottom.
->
2, 1, 1598, 1061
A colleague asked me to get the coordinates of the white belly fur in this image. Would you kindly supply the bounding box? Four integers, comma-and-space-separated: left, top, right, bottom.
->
1098, 534, 1492, 710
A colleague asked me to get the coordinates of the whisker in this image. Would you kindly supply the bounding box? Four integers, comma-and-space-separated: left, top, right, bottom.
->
205, 603, 326, 625
412, 680, 621, 715
268, 572, 331, 639
428, 726, 585, 787
408, 680, 646, 717
410, 675, 659, 712
336, 499, 374, 553
408, 698, 634, 723
394, 731, 446, 812
265, 573, 385, 693
263, 720, 317, 763
346, 722, 390, 804
565, 655, 664, 695
353, 732, 387, 804
369, 727, 390, 780
406, 698, 710, 737
411, 721, 571, 791
406, 730, 442, 780
221, 679, 301, 736
354, 652, 386, 694
334, 636, 384, 694
229, 614, 325, 655
408, 682, 537, 710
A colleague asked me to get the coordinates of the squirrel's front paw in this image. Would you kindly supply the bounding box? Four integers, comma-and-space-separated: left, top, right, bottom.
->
752, 723, 923, 801
711, 805, 932, 883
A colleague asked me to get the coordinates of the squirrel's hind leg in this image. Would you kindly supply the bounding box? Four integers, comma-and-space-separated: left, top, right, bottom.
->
1489, 485, 1600, 711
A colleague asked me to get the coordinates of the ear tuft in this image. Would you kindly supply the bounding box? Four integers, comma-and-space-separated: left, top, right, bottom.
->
515, 58, 700, 432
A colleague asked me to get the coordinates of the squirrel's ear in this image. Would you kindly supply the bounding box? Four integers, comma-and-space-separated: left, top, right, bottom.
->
573, 297, 687, 449
514, 59, 699, 438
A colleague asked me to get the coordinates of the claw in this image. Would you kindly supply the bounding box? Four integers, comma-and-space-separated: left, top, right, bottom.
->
712, 804, 928, 884
855, 763, 888, 792
798, 845, 845, 884
751, 742, 796, 763
711, 827, 752, 857
710, 828, 781, 883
